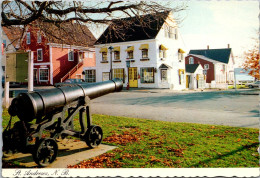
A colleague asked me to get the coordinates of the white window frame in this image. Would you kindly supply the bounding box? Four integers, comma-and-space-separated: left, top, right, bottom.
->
37, 49, 43, 61
141, 49, 148, 59
85, 52, 89, 58
37, 31, 42, 43
204, 64, 209, 70
113, 68, 125, 83
68, 49, 74, 61
89, 52, 93, 58
140, 67, 155, 83
26, 32, 31, 44
189, 57, 194, 64
85, 69, 96, 83
39, 68, 49, 82
178, 52, 184, 61
33, 68, 38, 82
114, 51, 120, 60
102, 52, 108, 61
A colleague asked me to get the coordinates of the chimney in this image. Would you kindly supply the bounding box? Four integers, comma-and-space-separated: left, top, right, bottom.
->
228, 44, 230, 48
207, 45, 209, 50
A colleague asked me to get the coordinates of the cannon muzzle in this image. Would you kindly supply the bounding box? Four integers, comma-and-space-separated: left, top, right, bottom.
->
9, 79, 123, 122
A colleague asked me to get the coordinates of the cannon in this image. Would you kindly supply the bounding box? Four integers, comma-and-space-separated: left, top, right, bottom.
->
3, 79, 123, 167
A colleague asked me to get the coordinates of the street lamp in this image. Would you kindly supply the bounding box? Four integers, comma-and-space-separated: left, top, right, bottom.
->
108, 46, 114, 80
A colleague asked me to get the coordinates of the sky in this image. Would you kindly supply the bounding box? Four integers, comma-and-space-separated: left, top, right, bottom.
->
90, 1, 258, 68
177, 1, 259, 67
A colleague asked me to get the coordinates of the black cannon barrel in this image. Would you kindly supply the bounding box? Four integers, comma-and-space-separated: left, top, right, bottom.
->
8, 79, 123, 122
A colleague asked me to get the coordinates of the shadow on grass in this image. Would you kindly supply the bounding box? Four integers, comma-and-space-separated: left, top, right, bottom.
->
190, 142, 259, 167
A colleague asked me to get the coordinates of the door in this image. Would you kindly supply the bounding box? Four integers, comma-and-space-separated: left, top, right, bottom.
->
128, 67, 138, 87
186, 75, 190, 88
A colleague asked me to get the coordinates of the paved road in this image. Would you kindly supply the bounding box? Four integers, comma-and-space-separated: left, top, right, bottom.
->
91, 89, 259, 128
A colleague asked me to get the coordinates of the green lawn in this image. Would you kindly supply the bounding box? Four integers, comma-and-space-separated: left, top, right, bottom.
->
2, 109, 259, 168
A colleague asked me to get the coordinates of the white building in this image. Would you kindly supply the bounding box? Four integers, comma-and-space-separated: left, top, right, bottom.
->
88, 11, 187, 90
185, 64, 205, 89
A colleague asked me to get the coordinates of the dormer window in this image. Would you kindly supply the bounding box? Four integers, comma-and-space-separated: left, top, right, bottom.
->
189, 57, 194, 64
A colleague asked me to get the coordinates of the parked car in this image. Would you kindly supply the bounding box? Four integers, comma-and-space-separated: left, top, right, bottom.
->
54, 78, 85, 87
245, 81, 260, 88
2, 76, 21, 88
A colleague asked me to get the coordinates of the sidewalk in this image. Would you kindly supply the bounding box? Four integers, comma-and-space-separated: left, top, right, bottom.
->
122, 87, 259, 95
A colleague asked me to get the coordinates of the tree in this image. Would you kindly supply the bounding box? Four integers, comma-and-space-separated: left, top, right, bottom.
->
1, 1, 187, 44
243, 41, 259, 80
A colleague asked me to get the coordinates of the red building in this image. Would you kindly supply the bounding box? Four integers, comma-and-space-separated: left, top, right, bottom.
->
20, 22, 96, 85
185, 46, 235, 87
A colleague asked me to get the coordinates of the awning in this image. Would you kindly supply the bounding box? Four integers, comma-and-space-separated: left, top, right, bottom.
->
125, 46, 134, 52
113, 46, 120, 51
139, 44, 149, 50
178, 48, 185, 53
159, 63, 172, 69
99, 47, 107, 53
159, 44, 168, 50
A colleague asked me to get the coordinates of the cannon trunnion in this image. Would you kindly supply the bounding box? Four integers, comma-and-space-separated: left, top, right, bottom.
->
3, 79, 123, 167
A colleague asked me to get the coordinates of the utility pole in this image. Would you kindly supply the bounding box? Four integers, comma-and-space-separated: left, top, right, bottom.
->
108, 46, 114, 80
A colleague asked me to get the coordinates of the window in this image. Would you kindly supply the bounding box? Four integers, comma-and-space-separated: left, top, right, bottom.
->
39, 69, 49, 81
85, 52, 89, 58
127, 51, 133, 59
34, 69, 37, 82
37, 31, 42, 43
164, 24, 169, 38
68, 50, 74, 61
141, 49, 148, 58
141, 67, 154, 83
178, 53, 184, 61
37, 49, 43, 61
189, 57, 194, 64
175, 28, 178, 40
164, 25, 178, 39
89, 52, 93, 58
169, 27, 174, 38
159, 50, 167, 58
161, 69, 167, 81
102, 72, 110, 81
113, 68, 125, 83
114, 51, 120, 60
26, 32, 31, 44
204, 64, 209, 70
3, 40, 6, 48
85, 70, 96, 83
102, 52, 107, 61
179, 69, 185, 85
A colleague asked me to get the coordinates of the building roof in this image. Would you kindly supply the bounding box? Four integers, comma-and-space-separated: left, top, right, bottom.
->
95, 11, 170, 44
185, 64, 200, 73
38, 22, 96, 47
2, 26, 23, 49
189, 48, 232, 64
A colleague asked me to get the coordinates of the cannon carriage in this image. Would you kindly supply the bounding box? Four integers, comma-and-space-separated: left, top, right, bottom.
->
3, 79, 123, 167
